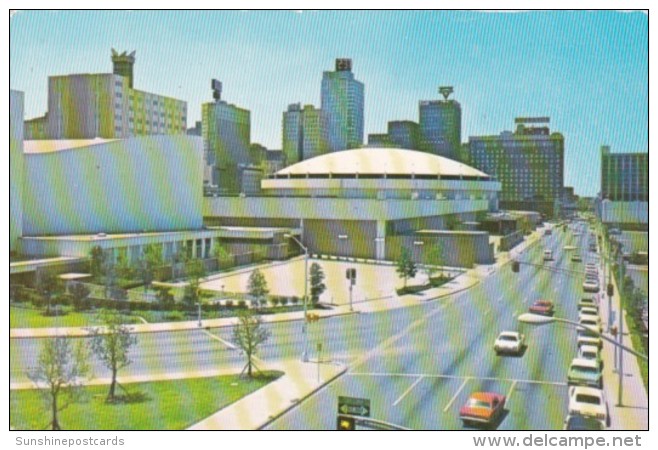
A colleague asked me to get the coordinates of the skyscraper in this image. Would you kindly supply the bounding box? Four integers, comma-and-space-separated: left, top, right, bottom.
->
600, 146, 648, 202
202, 79, 252, 194
24, 50, 187, 140
419, 86, 462, 159
282, 103, 328, 165
468, 117, 564, 218
321, 58, 364, 152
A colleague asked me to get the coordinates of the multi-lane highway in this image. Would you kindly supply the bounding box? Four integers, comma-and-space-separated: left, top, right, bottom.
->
10, 223, 607, 430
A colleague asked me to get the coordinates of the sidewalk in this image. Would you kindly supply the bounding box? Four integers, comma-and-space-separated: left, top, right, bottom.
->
598, 248, 648, 430
10, 227, 545, 339
187, 360, 346, 430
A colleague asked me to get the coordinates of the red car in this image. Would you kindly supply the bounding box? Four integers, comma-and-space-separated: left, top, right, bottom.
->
529, 300, 555, 316
459, 392, 506, 427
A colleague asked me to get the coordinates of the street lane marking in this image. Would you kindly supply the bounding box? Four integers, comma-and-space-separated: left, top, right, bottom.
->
348, 372, 567, 387
392, 376, 425, 406
506, 380, 518, 403
443, 378, 470, 412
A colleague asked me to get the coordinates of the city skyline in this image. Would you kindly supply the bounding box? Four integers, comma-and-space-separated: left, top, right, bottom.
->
9, 10, 648, 196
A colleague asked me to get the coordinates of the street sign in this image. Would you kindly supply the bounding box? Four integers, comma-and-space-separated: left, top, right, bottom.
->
338, 396, 370, 417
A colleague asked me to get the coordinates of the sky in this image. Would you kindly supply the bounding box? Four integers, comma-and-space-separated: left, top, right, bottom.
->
9, 10, 648, 197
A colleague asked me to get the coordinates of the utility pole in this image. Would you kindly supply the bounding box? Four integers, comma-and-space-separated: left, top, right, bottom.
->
617, 247, 624, 406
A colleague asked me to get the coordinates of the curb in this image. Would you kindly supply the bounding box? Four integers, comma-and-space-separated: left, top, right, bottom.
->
256, 363, 348, 430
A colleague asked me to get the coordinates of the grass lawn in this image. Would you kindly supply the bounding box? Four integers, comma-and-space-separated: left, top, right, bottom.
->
11, 371, 282, 430
10, 307, 142, 329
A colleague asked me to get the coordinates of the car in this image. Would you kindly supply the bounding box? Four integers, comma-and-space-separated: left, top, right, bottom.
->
459, 392, 506, 428
494, 331, 526, 355
580, 306, 599, 317
609, 228, 621, 235
529, 300, 555, 316
571, 254, 583, 262
578, 297, 599, 311
568, 386, 608, 429
579, 317, 602, 333
544, 229, 552, 236
579, 345, 604, 371
568, 358, 603, 389
563, 414, 605, 430
543, 249, 553, 261
577, 329, 603, 350
582, 279, 600, 293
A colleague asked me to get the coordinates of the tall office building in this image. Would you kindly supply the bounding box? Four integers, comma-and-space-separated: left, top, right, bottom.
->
600, 146, 648, 201
10, 90, 24, 254
419, 86, 462, 159
202, 79, 252, 194
24, 50, 187, 140
321, 58, 364, 151
282, 103, 329, 165
367, 120, 420, 149
468, 118, 564, 218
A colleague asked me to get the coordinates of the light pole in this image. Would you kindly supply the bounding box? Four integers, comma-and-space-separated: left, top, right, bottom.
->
285, 233, 310, 362
518, 313, 646, 407
196, 300, 202, 327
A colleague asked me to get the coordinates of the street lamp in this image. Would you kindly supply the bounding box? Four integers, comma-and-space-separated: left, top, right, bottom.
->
517, 313, 647, 407
284, 233, 310, 362
196, 301, 202, 327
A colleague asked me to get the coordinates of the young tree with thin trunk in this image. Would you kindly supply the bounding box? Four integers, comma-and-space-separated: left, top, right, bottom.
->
231, 309, 271, 378
88, 310, 137, 402
27, 336, 90, 430
396, 248, 417, 289
309, 262, 326, 304
247, 269, 269, 308
35, 269, 62, 316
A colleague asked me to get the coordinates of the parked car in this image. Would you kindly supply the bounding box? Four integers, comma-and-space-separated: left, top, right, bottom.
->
571, 254, 583, 262
578, 297, 599, 311
494, 331, 526, 355
568, 386, 608, 429
577, 329, 602, 350
459, 392, 506, 428
563, 414, 605, 430
579, 317, 602, 333
543, 249, 553, 261
529, 300, 555, 316
580, 307, 600, 319
582, 279, 600, 293
578, 345, 604, 371
568, 358, 603, 389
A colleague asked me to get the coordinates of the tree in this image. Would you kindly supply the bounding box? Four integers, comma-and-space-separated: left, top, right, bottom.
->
69, 282, 91, 312
396, 248, 417, 289
138, 244, 163, 292
309, 262, 326, 304
115, 253, 133, 280
181, 259, 207, 310
90, 246, 105, 278
35, 270, 62, 316
88, 310, 137, 402
27, 336, 90, 430
101, 257, 117, 300
154, 286, 175, 310
425, 244, 446, 280
247, 269, 269, 308
172, 249, 190, 281
231, 309, 271, 378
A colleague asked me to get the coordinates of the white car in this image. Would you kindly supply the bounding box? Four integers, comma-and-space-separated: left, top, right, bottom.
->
577, 330, 602, 350
568, 386, 608, 428
579, 317, 602, 333
583, 279, 600, 293
494, 331, 526, 355
579, 345, 604, 371
580, 307, 599, 319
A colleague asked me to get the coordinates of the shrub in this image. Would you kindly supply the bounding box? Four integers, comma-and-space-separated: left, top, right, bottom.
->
280, 297, 289, 307
164, 311, 185, 321
270, 297, 281, 307
225, 299, 234, 308
237, 300, 247, 309
290, 296, 300, 305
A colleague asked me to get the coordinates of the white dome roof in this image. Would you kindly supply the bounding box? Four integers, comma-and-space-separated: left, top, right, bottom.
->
276, 148, 490, 179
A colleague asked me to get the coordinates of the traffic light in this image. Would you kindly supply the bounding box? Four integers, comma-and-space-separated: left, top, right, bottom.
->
337, 415, 356, 430
607, 283, 614, 297
346, 268, 356, 281
512, 261, 520, 273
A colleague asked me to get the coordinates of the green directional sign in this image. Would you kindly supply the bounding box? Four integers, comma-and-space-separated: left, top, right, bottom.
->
338, 396, 370, 417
